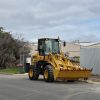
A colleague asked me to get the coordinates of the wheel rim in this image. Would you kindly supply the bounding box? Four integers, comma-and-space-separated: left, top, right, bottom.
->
44, 70, 48, 79
29, 69, 33, 77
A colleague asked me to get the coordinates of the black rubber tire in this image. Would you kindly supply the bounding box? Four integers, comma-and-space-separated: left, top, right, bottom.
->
44, 65, 54, 82
33, 65, 39, 80
28, 65, 39, 80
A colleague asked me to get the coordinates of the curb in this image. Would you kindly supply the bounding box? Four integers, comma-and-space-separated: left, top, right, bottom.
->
0, 72, 13, 75
77, 79, 100, 85
87, 80, 100, 85
0, 72, 28, 76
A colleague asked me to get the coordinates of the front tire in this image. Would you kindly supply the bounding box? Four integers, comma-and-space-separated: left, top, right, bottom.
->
28, 66, 39, 80
44, 65, 54, 82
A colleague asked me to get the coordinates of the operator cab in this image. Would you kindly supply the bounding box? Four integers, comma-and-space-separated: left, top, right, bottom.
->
38, 38, 60, 56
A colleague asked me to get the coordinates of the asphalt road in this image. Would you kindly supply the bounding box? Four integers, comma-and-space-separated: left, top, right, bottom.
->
0, 74, 100, 100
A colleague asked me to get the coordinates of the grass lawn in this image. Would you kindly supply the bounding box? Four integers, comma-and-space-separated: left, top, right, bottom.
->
0, 67, 24, 74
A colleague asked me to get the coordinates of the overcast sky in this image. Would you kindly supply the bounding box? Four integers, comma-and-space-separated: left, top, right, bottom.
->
0, 0, 100, 42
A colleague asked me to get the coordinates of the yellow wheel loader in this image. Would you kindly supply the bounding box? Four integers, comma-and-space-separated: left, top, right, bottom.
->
25, 38, 92, 82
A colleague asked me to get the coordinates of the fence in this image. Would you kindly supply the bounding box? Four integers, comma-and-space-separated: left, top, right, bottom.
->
80, 48, 100, 75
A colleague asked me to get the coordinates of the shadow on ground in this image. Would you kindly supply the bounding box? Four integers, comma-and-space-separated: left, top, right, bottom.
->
24, 77, 89, 85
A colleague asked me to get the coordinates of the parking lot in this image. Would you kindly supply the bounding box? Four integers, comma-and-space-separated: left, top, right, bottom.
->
0, 74, 100, 100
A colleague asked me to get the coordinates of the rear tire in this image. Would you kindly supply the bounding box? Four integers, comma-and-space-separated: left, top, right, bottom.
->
44, 65, 54, 82
28, 65, 39, 80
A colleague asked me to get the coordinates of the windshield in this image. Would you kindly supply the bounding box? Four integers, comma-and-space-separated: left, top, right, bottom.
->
45, 39, 60, 55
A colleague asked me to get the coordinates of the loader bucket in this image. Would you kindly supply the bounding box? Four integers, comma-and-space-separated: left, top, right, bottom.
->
54, 69, 92, 80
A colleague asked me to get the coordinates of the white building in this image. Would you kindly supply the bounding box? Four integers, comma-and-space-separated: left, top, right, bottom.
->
61, 42, 82, 57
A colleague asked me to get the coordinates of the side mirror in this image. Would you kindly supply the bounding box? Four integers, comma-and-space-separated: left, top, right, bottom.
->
63, 41, 66, 47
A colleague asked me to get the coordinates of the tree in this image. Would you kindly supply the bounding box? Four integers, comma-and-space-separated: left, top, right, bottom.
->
0, 27, 30, 68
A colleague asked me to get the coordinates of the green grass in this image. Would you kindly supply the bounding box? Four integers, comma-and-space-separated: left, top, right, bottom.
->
0, 67, 23, 74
